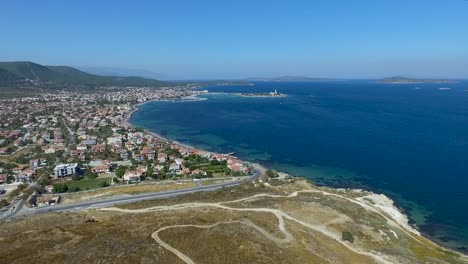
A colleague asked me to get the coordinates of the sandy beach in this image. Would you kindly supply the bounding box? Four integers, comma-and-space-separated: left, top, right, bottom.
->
122, 94, 267, 172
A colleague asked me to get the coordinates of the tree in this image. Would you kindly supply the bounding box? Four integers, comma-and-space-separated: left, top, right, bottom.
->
14, 155, 29, 164
7, 176, 15, 184
153, 172, 166, 180
146, 167, 154, 179
84, 166, 98, 179
3, 163, 16, 170
232, 170, 244, 177
115, 166, 126, 178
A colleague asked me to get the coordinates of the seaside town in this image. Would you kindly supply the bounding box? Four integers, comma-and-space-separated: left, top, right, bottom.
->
0, 86, 254, 212
3, 1, 468, 261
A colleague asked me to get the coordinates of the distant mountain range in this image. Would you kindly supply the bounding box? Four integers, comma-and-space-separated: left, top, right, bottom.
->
0, 61, 166, 88
245, 76, 336, 82
246, 75, 460, 83
1, 62, 460, 92
377, 76, 456, 84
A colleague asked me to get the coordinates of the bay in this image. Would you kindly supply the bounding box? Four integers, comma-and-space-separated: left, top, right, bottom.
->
130, 81, 468, 252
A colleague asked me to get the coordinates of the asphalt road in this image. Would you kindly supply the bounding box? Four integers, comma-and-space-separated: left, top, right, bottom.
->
1, 168, 261, 221
1, 198, 23, 219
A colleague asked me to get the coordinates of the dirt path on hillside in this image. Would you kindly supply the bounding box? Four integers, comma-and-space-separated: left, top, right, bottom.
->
151, 219, 292, 264
102, 190, 397, 264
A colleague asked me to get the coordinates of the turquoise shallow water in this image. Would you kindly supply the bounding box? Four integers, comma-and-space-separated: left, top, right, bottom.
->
131, 81, 468, 252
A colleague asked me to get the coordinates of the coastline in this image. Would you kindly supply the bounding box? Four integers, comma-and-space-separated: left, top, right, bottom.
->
122, 94, 267, 173
123, 99, 199, 149
122, 93, 467, 258
199, 91, 288, 98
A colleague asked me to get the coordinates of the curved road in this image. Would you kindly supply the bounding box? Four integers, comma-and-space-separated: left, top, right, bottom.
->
2, 169, 261, 221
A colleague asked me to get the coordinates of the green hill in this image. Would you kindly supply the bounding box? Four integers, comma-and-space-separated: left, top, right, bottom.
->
0, 61, 167, 88
0, 68, 22, 82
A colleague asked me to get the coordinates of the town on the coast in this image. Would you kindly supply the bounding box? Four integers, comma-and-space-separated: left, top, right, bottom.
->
0, 74, 465, 263
0, 86, 256, 212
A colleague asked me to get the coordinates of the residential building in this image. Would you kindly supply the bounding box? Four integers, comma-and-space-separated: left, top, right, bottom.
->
54, 163, 79, 178
123, 171, 141, 182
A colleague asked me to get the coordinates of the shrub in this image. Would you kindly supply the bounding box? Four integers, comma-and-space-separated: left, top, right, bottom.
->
17, 183, 29, 191
265, 169, 279, 178
71, 174, 83, 181
342, 231, 354, 243
0, 199, 9, 208
53, 183, 69, 193
9, 188, 21, 198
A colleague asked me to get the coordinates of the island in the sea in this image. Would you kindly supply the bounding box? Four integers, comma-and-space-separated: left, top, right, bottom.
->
378, 76, 457, 84
237, 89, 287, 97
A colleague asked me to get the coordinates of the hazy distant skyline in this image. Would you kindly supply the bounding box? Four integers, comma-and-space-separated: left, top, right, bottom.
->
1, 0, 468, 80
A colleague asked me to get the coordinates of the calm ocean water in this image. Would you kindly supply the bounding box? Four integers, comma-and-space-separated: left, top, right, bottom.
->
130, 81, 468, 252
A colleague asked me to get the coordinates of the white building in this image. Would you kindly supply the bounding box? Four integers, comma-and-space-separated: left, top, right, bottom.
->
44, 147, 56, 154
123, 171, 141, 182
54, 163, 78, 178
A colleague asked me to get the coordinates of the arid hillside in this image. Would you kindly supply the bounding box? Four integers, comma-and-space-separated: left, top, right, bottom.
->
1, 178, 466, 264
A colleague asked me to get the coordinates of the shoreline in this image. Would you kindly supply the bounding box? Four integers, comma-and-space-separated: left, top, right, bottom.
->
199, 91, 288, 98
123, 94, 267, 173
236, 94, 287, 98
123, 93, 467, 257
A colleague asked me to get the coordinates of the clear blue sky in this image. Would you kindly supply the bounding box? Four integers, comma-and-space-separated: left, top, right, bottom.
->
1, 0, 467, 79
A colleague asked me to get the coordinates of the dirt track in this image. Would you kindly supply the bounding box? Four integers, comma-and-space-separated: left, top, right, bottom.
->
102, 190, 398, 264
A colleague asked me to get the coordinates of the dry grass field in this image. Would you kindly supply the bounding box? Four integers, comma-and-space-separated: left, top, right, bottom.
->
60, 182, 197, 204
0, 179, 466, 264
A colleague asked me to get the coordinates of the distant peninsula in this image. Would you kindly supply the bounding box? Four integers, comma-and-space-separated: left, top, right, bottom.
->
245, 76, 335, 82
378, 76, 457, 84
236, 89, 286, 97
0, 61, 249, 96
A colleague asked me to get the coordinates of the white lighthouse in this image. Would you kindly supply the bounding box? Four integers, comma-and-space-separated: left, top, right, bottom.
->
269, 89, 280, 96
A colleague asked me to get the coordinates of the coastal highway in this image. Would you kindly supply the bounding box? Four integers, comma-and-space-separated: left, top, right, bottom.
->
1, 167, 262, 221
0, 198, 24, 220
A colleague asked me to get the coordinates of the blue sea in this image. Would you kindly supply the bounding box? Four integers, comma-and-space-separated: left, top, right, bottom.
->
130, 81, 468, 252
